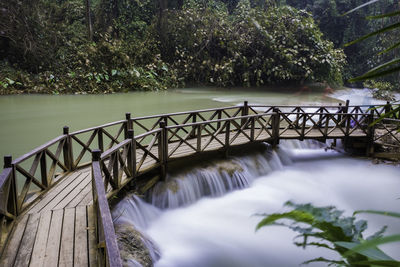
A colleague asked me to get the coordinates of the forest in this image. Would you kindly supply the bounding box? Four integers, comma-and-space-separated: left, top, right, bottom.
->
0, 0, 398, 94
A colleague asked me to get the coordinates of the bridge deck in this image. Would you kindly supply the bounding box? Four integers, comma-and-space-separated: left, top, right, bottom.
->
0, 169, 97, 267
0, 126, 368, 266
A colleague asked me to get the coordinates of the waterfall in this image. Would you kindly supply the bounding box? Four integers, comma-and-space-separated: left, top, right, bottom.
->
112, 140, 400, 267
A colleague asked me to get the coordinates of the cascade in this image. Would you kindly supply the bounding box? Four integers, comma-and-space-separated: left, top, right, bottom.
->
112, 140, 400, 267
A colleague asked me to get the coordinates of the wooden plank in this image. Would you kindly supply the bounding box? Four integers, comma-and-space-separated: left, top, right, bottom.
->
44, 209, 64, 267
66, 183, 92, 208
87, 205, 97, 267
37, 172, 88, 213
52, 173, 91, 210
59, 208, 76, 267
0, 215, 29, 267
74, 205, 88, 266
78, 190, 93, 206
14, 213, 41, 266
27, 171, 84, 214
29, 210, 52, 267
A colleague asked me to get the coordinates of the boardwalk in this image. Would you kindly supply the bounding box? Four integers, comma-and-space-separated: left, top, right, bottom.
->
0, 102, 399, 266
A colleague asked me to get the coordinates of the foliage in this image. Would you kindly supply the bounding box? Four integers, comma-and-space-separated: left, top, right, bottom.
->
285, 0, 400, 87
343, 0, 400, 85
363, 80, 395, 101
161, 0, 346, 87
0, 0, 346, 94
256, 201, 400, 266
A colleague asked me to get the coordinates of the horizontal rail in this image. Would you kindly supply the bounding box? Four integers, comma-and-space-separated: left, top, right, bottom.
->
12, 135, 67, 164
131, 105, 240, 121
166, 113, 273, 129
70, 120, 126, 136
133, 128, 162, 140
250, 104, 388, 108
101, 139, 131, 159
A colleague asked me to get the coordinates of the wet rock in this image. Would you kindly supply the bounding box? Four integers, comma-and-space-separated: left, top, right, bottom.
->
115, 224, 160, 267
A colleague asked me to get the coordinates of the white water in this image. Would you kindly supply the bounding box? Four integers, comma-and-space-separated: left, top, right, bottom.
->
113, 140, 400, 267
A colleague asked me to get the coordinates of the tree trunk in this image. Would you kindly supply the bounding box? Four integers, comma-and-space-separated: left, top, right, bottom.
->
158, 0, 168, 59
85, 0, 93, 41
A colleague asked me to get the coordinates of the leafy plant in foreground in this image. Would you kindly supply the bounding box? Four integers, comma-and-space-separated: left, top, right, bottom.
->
256, 201, 400, 266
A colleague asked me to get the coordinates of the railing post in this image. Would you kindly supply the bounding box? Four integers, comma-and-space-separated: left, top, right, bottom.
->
318, 107, 323, 128
250, 117, 255, 141
3, 155, 18, 217
40, 151, 48, 187
385, 101, 392, 118
62, 126, 73, 171
92, 149, 101, 162
343, 100, 350, 128
300, 113, 307, 141
190, 113, 197, 138
295, 107, 300, 129
196, 124, 202, 152
98, 128, 104, 152
241, 101, 249, 126
366, 111, 375, 156
124, 113, 132, 139
127, 129, 136, 178
271, 110, 280, 147
225, 120, 231, 155
158, 122, 167, 180
324, 113, 330, 139
337, 103, 343, 125
217, 110, 222, 131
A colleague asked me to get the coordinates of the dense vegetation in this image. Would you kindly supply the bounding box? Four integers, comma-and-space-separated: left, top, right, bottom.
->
0, 0, 346, 94
0, 0, 398, 94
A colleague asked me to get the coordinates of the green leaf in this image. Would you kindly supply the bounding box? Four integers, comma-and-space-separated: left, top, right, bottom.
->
349, 58, 400, 82
367, 10, 400, 19
302, 257, 345, 265
350, 260, 400, 266
349, 65, 400, 82
342, 235, 400, 257
342, 0, 380, 16
5, 78, 15, 85
369, 106, 400, 126
335, 241, 394, 261
354, 210, 400, 219
345, 22, 400, 47
255, 210, 314, 231
378, 41, 400, 55
111, 69, 118, 76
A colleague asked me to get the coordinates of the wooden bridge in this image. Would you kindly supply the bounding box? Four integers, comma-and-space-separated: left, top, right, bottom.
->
0, 102, 399, 267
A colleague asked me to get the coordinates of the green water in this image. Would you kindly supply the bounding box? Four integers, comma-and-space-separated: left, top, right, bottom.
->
0, 87, 338, 169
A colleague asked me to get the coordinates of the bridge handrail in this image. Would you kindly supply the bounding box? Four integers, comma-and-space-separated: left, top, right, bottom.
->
1, 101, 399, 258
0, 102, 395, 215
91, 150, 123, 267
131, 105, 240, 120
70, 119, 126, 136
165, 112, 274, 129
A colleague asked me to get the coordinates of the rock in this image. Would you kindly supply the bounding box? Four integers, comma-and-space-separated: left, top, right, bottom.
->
115, 224, 160, 267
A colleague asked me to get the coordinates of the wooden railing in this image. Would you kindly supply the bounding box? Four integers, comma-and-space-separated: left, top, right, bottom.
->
1, 101, 399, 259
91, 150, 123, 267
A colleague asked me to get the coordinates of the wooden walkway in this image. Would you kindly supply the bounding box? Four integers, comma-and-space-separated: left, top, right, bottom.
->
0, 169, 97, 267
1, 102, 399, 266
